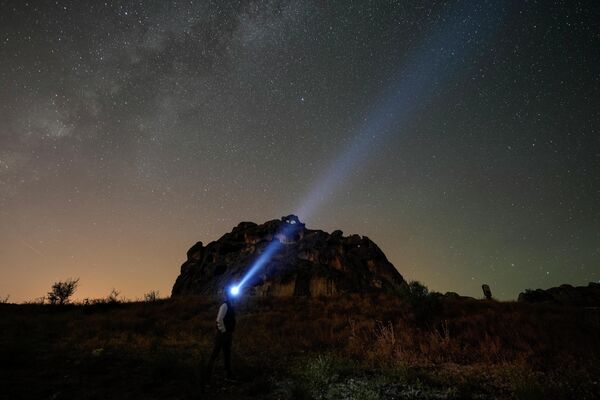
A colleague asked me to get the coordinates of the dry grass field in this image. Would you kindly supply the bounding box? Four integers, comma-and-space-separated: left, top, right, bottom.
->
1, 294, 599, 399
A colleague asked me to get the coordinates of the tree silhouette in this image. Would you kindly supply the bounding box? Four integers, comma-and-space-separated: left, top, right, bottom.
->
47, 278, 79, 305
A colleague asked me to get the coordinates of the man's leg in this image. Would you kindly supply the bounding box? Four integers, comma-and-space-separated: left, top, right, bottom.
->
222, 332, 233, 378
205, 331, 223, 378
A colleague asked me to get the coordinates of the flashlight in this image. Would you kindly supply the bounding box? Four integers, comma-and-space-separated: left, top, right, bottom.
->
229, 285, 240, 296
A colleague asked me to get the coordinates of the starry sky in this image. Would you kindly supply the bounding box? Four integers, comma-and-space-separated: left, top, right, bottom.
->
1, 0, 599, 302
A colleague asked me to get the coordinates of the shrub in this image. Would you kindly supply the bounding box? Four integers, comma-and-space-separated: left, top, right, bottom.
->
107, 289, 121, 303
144, 290, 160, 302
404, 281, 442, 328
294, 355, 337, 392
407, 280, 429, 300
47, 278, 79, 305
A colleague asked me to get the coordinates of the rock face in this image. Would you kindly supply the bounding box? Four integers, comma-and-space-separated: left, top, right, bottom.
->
518, 282, 600, 306
172, 215, 407, 297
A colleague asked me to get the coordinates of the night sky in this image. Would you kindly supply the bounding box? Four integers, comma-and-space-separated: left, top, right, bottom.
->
1, 0, 599, 302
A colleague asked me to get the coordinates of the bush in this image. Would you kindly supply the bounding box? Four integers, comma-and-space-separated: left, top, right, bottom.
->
107, 289, 121, 303
404, 281, 442, 328
47, 278, 79, 305
144, 290, 160, 302
293, 355, 340, 395
407, 280, 429, 300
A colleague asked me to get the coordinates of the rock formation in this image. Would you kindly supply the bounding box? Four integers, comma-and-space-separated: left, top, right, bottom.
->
518, 282, 600, 306
172, 215, 407, 297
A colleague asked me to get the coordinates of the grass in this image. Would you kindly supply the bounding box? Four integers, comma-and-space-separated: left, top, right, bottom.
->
0, 294, 598, 399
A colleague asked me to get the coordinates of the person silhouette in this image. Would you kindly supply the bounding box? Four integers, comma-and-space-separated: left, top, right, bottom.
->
205, 288, 236, 380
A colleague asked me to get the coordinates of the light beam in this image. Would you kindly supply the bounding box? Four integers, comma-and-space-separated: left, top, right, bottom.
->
231, 1, 506, 295
235, 220, 301, 290
295, 1, 507, 218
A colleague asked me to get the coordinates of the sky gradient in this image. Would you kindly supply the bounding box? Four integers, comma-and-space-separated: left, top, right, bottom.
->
1, 0, 599, 302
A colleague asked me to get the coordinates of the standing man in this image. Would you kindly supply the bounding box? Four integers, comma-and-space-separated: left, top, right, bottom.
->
206, 289, 236, 380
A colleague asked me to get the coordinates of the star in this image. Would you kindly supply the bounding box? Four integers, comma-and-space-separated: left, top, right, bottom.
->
0, 0, 597, 301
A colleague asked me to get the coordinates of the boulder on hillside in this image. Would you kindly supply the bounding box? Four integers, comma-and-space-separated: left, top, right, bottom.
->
172, 215, 407, 297
518, 282, 600, 306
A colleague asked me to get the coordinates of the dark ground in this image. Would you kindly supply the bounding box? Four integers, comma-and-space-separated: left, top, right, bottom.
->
1, 295, 599, 399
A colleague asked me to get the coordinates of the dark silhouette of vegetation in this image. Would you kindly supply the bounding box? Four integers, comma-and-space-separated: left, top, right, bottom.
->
144, 290, 160, 302
107, 288, 121, 303
403, 280, 443, 328
406, 280, 429, 300
46, 278, 79, 305
0, 294, 9, 304
1, 294, 598, 399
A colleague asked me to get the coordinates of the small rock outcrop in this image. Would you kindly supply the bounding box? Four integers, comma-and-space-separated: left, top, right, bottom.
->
171, 215, 407, 297
518, 282, 600, 306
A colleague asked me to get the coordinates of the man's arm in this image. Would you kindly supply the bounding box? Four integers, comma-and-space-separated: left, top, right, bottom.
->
216, 303, 228, 332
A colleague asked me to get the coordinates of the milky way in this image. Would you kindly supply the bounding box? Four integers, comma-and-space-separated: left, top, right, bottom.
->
1, 0, 599, 301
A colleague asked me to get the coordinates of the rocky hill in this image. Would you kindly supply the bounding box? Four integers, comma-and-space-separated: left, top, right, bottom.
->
172, 215, 407, 297
518, 282, 600, 306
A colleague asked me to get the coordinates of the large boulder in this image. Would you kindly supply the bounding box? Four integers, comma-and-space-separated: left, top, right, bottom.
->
171, 215, 407, 297
518, 282, 600, 306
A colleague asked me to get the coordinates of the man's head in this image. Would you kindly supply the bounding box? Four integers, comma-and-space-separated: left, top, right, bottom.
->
224, 285, 239, 302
